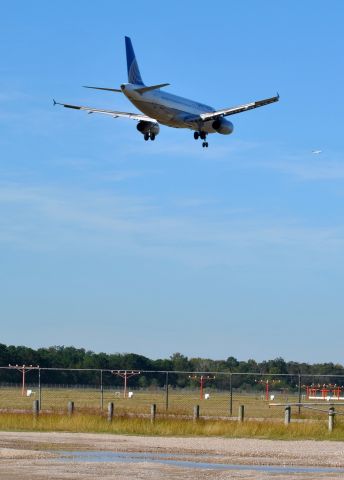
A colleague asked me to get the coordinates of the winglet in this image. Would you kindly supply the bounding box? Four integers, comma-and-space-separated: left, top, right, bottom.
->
53, 99, 57, 106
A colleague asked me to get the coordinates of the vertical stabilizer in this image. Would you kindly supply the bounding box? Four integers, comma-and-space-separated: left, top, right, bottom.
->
125, 36, 144, 85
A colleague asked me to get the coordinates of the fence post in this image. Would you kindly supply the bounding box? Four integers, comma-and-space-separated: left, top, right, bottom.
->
284, 405, 291, 425
165, 372, 169, 411
298, 373, 302, 415
38, 368, 42, 411
67, 401, 74, 416
151, 403, 156, 423
193, 405, 200, 421
328, 407, 335, 432
229, 373, 233, 416
100, 370, 104, 410
107, 402, 114, 422
238, 405, 244, 422
32, 400, 39, 417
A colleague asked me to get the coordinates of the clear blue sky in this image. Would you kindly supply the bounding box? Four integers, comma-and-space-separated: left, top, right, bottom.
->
1, 1, 344, 363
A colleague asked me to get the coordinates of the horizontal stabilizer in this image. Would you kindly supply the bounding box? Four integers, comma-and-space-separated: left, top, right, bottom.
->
134, 83, 170, 94
83, 85, 122, 92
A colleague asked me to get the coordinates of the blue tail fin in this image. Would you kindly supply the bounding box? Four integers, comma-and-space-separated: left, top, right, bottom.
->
125, 36, 144, 85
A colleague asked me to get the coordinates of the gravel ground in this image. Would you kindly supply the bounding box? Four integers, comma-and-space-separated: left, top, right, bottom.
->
1, 431, 344, 479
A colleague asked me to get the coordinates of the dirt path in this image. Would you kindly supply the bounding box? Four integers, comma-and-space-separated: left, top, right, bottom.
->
1, 431, 344, 479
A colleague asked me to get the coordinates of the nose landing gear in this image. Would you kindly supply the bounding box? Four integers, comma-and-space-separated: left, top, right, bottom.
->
194, 130, 209, 147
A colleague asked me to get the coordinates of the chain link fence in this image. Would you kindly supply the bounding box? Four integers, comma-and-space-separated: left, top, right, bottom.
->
1, 367, 344, 419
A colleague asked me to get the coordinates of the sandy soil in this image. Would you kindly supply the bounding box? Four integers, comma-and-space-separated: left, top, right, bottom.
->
0, 431, 344, 479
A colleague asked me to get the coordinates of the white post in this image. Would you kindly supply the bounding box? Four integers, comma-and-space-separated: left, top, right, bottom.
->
284, 406, 291, 425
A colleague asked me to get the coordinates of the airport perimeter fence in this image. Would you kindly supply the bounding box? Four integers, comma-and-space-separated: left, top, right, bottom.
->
1, 367, 344, 419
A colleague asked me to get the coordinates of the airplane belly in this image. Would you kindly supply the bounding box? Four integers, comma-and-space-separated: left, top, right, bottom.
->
130, 99, 186, 128
130, 98, 218, 131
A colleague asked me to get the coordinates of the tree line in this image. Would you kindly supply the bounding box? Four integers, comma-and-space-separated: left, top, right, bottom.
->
1, 343, 343, 390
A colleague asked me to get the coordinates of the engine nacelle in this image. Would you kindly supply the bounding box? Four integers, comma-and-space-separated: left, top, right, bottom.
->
136, 121, 160, 136
212, 118, 234, 135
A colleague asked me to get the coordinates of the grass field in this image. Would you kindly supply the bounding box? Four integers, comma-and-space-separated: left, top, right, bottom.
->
1, 386, 343, 421
0, 412, 344, 440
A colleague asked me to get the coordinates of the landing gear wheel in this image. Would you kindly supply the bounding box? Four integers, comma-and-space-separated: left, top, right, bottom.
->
194, 131, 199, 140
150, 133, 155, 141
200, 131, 206, 140
144, 133, 149, 141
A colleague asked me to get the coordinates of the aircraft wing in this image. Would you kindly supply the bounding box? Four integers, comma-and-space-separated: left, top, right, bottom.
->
194, 94, 279, 123
53, 100, 157, 122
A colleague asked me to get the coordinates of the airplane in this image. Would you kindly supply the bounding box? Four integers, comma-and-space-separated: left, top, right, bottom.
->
54, 36, 279, 148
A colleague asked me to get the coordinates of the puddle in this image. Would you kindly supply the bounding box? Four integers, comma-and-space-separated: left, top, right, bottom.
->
53, 450, 344, 474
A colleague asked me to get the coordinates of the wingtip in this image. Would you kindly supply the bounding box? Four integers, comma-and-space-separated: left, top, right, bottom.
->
53, 99, 56, 106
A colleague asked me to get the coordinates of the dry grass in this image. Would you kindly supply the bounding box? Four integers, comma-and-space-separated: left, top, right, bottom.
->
1, 412, 344, 440
0, 386, 333, 419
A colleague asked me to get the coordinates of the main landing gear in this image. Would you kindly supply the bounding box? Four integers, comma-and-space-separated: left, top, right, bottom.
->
144, 132, 156, 141
193, 131, 208, 148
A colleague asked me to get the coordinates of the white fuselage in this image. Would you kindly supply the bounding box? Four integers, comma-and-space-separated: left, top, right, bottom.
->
121, 84, 233, 134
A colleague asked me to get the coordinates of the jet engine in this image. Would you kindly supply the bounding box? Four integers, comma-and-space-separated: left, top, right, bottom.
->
212, 118, 234, 135
137, 121, 160, 141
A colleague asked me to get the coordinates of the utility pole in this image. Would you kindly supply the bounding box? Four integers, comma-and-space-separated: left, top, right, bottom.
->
111, 370, 141, 398
8, 364, 40, 396
189, 374, 216, 400
256, 377, 281, 401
